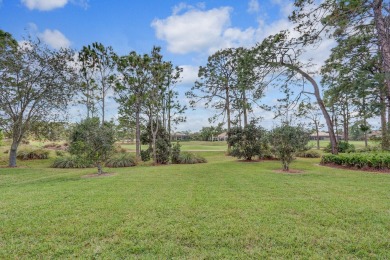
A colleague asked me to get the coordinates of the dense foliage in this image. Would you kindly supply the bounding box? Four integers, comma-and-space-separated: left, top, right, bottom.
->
324, 141, 355, 153
321, 152, 390, 170
69, 118, 116, 174
16, 149, 50, 160
269, 124, 311, 171
227, 123, 267, 160
105, 153, 137, 168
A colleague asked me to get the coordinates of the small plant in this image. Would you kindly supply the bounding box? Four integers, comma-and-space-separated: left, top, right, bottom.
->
16, 149, 50, 160
52, 155, 93, 168
113, 145, 127, 154
105, 153, 137, 167
141, 149, 151, 162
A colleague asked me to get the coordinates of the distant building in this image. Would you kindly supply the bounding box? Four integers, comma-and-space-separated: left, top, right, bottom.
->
171, 132, 191, 141
310, 131, 342, 141
216, 132, 228, 141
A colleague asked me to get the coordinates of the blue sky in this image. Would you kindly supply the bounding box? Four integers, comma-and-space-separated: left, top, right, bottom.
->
0, 0, 343, 132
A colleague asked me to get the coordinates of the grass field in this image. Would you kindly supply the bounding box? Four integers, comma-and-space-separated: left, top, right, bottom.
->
0, 142, 389, 258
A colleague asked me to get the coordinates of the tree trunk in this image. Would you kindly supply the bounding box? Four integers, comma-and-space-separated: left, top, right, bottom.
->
226, 86, 231, 152
380, 91, 389, 149
9, 139, 19, 167
242, 90, 248, 127
97, 163, 103, 174
135, 108, 141, 159
315, 123, 320, 150
282, 63, 338, 154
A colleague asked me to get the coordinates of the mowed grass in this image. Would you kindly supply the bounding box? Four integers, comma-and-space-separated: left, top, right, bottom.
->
0, 149, 389, 258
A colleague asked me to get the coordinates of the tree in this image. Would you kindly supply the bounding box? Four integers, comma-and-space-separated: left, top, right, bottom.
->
269, 124, 310, 171
69, 118, 116, 174
187, 48, 238, 150
296, 102, 324, 150
254, 32, 339, 154
198, 124, 224, 141
115, 51, 151, 158
79, 42, 115, 122
227, 123, 267, 160
291, 0, 390, 148
0, 32, 78, 167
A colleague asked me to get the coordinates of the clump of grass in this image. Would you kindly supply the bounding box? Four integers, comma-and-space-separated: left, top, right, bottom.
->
105, 153, 137, 167
17, 149, 50, 160
51, 155, 93, 168
177, 152, 207, 164
55, 150, 66, 157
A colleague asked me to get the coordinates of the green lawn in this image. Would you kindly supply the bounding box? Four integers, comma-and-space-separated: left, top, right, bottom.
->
0, 145, 389, 258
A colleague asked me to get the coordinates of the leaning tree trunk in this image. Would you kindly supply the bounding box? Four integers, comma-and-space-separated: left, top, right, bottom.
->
282, 63, 338, 154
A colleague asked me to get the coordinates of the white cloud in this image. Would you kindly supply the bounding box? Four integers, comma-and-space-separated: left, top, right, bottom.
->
151, 7, 233, 54
180, 65, 199, 85
38, 29, 71, 49
21, 0, 88, 11
21, 0, 68, 11
248, 0, 260, 14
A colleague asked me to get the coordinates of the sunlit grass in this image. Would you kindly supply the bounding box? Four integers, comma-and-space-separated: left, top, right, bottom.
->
0, 148, 389, 258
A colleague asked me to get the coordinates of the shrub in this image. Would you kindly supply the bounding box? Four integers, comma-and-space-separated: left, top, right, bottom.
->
55, 150, 66, 157
324, 141, 355, 153
52, 155, 93, 168
171, 142, 181, 164
321, 152, 390, 169
296, 150, 321, 158
268, 124, 311, 171
16, 149, 50, 160
113, 145, 127, 154
227, 123, 268, 160
105, 153, 137, 167
69, 118, 116, 174
140, 149, 151, 162
178, 152, 207, 164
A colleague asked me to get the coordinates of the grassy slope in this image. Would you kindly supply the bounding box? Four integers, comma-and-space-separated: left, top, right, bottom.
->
0, 149, 389, 259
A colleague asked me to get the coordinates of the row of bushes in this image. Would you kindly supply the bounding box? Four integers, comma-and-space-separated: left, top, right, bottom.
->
321, 152, 390, 169
52, 153, 137, 168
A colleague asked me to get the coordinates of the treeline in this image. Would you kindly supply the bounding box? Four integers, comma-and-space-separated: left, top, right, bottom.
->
0, 31, 185, 167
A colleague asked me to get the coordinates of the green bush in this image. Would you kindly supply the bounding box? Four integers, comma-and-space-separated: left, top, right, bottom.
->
178, 152, 207, 164
51, 155, 93, 168
105, 153, 137, 167
324, 141, 355, 153
141, 149, 151, 162
16, 149, 50, 160
171, 142, 181, 164
55, 150, 66, 157
321, 152, 390, 169
227, 123, 268, 160
296, 150, 321, 158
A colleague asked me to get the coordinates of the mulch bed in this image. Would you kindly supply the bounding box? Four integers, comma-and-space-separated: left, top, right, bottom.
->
320, 163, 390, 174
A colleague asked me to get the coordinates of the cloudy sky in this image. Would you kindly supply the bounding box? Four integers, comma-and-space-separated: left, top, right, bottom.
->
0, 0, 338, 132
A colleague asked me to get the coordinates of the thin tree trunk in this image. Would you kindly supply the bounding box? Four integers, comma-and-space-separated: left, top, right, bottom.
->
242, 90, 248, 127
315, 123, 320, 150
226, 86, 231, 152
135, 108, 141, 159
97, 163, 103, 174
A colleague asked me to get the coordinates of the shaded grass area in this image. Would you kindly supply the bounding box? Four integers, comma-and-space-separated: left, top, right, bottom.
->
0, 152, 389, 258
